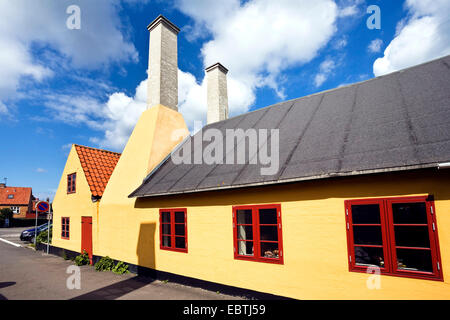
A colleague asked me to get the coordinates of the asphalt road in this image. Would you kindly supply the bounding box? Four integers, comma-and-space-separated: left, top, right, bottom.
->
0, 228, 243, 300
0, 226, 33, 247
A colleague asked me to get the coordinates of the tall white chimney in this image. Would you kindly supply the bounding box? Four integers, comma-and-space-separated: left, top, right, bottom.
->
147, 15, 180, 111
206, 62, 229, 124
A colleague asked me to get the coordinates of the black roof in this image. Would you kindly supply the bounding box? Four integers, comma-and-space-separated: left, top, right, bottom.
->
130, 55, 450, 198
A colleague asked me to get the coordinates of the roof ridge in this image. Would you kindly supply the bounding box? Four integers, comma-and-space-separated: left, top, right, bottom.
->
74, 144, 121, 155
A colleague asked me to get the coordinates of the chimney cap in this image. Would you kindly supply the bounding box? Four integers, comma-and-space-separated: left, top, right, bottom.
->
147, 14, 180, 34
205, 62, 229, 74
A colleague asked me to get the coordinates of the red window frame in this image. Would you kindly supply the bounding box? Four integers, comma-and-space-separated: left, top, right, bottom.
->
61, 217, 70, 240
159, 208, 188, 253
232, 204, 283, 264
345, 196, 443, 281
67, 173, 76, 194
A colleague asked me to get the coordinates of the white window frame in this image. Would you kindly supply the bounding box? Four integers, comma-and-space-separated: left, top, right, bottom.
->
11, 206, 20, 214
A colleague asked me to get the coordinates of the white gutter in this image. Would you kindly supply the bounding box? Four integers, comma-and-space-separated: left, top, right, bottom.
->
437, 162, 450, 169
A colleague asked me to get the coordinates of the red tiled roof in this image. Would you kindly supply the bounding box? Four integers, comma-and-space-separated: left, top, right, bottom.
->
0, 187, 32, 205
74, 145, 121, 197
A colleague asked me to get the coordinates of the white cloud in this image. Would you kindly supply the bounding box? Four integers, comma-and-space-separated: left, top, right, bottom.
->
338, 5, 358, 17
36, 168, 47, 173
0, 0, 138, 104
87, 0, 340, 150
314, 58, 336, 87
0, 101, 8, 114
175, 0, 339, 124
334, 37, 348, 50
373, 0, 450, 76
337, 0, 364, 17
90, 79, 147, 150
368, 39, 383, 53
19, 1, 343, 151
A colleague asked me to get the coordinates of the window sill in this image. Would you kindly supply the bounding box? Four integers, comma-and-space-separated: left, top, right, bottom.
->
349, 267, 443, 282
234, 255, 283, 265
160, 246, 188, 253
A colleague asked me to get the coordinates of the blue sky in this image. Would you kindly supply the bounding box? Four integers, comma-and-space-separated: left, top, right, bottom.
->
0, 0, 449, 201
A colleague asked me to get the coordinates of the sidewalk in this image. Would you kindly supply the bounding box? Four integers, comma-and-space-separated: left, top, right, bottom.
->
0, 240, 244, 300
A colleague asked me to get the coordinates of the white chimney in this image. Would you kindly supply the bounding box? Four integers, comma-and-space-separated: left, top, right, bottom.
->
147, 15, 180, 111
206, 63, 229, 124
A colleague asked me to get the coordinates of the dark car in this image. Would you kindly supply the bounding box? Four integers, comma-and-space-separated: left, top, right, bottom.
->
20, 223, 52, 242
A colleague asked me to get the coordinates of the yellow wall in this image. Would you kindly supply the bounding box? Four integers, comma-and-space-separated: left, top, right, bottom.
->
56, 103, 449, 299
52, 145, 97, 253
97, 168, 450, 300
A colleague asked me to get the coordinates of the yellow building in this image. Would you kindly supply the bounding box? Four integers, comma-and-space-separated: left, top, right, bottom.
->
51, 15, 450, 299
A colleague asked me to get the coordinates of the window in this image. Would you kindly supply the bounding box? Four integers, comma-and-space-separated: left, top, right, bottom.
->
233, 204, 283, 264
11, 206, 20, 214
159, 209, 187, 253
61, 217, 70, 239
67, 173, 76, 194
345, 196, 442, 281
8, 194, 14, 199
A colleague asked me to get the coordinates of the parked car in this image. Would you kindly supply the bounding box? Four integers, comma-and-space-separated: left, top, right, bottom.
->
20, 223, 52, 243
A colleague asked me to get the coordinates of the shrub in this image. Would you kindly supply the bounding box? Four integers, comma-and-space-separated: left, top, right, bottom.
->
74, 250, 90, 266
36, 227, 52, 244
95, 256, 115, 272
112, 261, 130, 274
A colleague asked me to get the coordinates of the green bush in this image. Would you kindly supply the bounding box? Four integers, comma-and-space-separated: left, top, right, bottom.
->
36, 227, 52, 244
74, 250, 90, 266
95, 256, 115, 272
112, 261, 130, 274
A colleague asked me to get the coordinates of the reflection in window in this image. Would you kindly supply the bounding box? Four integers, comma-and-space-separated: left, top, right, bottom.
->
234, 205, 282, 263
160, 209, 187, 253
346, 198, 442, 280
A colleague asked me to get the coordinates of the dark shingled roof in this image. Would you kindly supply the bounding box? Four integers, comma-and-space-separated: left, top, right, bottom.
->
130, 55, 450, 198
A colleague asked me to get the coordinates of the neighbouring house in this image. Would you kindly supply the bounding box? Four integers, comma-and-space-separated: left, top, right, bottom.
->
52, 145, 120, 257
51, 15, 450, 299
0, 183, 36, 219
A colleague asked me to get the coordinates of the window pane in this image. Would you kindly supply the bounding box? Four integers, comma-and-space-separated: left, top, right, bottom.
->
161, 212, 171, 223
259, 208, 277, 224
392, 202, 427, 224
237, 225, 253, 240
161, 223, 171, 235
354, 246, 385, 267
397, 249, 433, 272
162, 236, 171, 247
351, 204, 381, 224
260, 242, 279, 259
237, 240, 253, 256
175, 224, 185, 236
175, 236, 185, 249
353, 226, 383, 245
175, 211, 185, 223
260, 226, 278, 242
394, 226, 430, 248
237, 209, 252, 224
